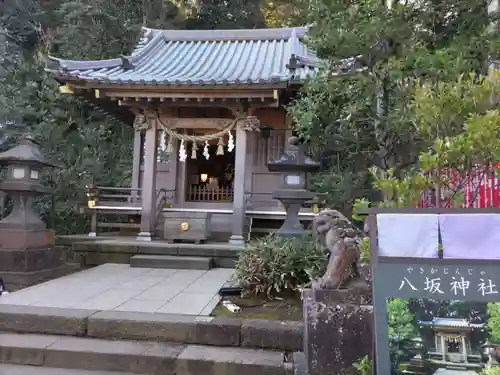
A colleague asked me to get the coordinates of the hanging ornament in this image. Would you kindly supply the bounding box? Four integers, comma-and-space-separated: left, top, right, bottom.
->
216, 137, 225, 155
160, 130, 166, 152
179, 140, 187, 162
203, 140, 210, 160
166, 136, 173, 153
227, 130, 235, 152
191, 141, 198, 159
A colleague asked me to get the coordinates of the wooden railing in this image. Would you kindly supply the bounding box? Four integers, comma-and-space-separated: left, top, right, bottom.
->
85, 186, 174, 235
187, 186, 234, 202
427, 349, 482, 364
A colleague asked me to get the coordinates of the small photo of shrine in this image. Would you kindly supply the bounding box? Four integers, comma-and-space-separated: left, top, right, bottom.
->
386, 298, 500, 375
47, 27, 321, 249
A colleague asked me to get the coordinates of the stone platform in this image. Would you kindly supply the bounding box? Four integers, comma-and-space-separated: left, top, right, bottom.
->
0, 263, 233, 315
57, 235, 243, 269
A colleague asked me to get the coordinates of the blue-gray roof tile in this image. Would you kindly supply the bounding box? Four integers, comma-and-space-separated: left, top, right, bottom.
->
48, 27, 321, 87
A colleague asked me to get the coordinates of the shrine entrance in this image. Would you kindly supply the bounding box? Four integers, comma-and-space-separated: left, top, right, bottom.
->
185, 143, 235, 202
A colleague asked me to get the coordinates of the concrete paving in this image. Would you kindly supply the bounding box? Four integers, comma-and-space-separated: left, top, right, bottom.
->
0, 264, 234, 316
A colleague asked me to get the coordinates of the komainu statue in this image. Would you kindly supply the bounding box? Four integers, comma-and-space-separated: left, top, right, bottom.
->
312, 209, 364, 290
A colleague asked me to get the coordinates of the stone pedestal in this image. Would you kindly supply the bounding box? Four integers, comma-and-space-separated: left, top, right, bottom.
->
0, 229, 67, 290
303, 288, 373, 375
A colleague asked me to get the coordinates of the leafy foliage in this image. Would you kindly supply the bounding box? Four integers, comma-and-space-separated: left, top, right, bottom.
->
488, 303, 500, 342
233, 233, 328, 296
352, 356, 373, 375
289, 0, 500, 212
371, 73, 500, 208
387, 298, 417, 367
185, 0, 266, 29
483, 366, 500, 375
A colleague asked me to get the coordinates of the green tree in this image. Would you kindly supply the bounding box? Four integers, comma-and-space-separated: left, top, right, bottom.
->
263, 0, 307, 27
370, 73, 500, 208
185, 0, 266, 29
0, 0, 183, 233
289, 0, 500, 212
387, 298, 417, 368
53, 0, 183, 59
488, 303, 500, 342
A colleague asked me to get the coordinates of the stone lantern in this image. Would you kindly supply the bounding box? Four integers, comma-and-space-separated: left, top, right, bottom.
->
267, 136, 320, 237
0, 134, 66, 289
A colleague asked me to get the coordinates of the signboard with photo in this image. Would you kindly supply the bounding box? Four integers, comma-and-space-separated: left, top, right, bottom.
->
365, 208, 500, 375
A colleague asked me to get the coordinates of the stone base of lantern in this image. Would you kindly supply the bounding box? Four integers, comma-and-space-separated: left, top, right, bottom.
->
0, 228, 55, 250
0, 228, 69, 290
303, 288, 374, 375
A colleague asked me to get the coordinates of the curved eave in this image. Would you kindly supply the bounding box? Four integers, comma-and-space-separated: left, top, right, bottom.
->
47, 70, 294, 90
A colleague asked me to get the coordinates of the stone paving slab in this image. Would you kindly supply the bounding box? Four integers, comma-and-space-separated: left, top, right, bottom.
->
0, 264, 234, 316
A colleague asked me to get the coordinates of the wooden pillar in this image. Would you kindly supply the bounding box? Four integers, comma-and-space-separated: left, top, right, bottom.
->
137, 116, 158, 241
461, 335, 468, 363
131, 129, 142, 201
230, 121, 248, 245
441, 335, 446, 361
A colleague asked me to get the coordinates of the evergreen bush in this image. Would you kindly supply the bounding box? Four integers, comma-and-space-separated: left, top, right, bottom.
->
233, 232, 328, 296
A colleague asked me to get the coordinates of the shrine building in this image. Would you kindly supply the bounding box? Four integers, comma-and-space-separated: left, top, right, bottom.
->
419, 317, 484, 370
47, 27, 321, 244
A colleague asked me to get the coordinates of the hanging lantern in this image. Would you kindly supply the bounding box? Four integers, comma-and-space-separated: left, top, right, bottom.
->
203, 140, 210, 160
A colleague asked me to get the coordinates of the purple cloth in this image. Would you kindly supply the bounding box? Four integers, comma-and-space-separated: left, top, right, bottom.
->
439, 214, 500, 259
376, 214, 440, 258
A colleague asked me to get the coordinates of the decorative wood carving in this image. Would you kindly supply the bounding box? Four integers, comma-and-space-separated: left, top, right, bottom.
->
133, 111, 157, 130
133, 114, 149, 130
241, 116, 261, 132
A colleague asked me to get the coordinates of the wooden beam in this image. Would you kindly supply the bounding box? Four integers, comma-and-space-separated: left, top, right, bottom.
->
156, 117, 234, 130
118, 97, 279, 108
103, 90, 277, 100
66, 80, 287, 92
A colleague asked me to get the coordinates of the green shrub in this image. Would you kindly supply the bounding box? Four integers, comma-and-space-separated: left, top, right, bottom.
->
483, 366, 500, 375
233, 232, 328, 296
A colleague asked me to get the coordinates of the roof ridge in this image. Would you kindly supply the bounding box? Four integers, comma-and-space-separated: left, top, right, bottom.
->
127, 28, 164, 65
158, 27, 308, 42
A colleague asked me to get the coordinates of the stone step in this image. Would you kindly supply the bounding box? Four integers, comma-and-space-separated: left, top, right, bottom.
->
129, 255, 212, 270
0, 332, 290, 375
0, 364, 135, 375
0, 305, 303, 352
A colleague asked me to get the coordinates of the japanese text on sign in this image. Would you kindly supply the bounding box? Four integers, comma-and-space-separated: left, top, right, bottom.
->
398, 266, 498, 297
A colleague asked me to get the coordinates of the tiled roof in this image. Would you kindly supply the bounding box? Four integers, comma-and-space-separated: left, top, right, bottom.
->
418, 317, 484, 329
47, 27, 321, 87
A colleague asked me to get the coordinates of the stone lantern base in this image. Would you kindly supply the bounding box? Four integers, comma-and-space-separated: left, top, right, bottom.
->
0, 228, 68, 290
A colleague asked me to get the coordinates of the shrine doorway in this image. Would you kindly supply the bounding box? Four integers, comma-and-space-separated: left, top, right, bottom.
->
185, 144, 235, 202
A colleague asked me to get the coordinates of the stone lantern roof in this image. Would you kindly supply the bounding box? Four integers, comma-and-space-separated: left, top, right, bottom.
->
0, 134, 59, 168
267, 136, 320, 173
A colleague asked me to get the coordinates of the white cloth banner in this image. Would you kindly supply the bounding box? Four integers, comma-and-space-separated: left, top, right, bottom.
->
376, 214, 440, 258
439, 214, 500, 259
